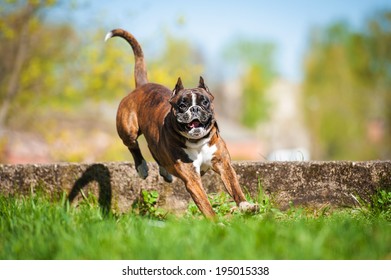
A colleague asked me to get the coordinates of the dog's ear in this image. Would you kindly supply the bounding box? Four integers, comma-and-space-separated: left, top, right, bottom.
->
198, 76, 214, 99
198, 76, 208, 91
172, 77, 184, 97
170, 77, 184, 106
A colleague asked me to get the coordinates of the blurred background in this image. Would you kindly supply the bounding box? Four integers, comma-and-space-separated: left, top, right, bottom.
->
1, 0, 390, 163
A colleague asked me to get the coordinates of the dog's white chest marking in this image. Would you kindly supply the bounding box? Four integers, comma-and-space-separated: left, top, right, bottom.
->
183, 137, 217, 174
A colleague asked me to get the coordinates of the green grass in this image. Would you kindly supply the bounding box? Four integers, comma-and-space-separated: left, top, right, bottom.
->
0, 191, 390, 260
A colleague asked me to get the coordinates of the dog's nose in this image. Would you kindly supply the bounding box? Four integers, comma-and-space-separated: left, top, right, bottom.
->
190, 106, 200, 114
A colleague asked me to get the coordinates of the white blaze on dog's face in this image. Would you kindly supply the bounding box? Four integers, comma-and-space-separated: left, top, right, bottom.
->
170, 77, 215, 140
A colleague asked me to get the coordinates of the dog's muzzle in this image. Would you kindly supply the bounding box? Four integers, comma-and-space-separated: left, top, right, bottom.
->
177, 105, 213, 139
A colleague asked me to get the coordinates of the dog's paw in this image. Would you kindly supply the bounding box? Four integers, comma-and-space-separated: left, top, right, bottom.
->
239, 201, 260, 214
159, 166, 173, 183
136, 160, 149, 179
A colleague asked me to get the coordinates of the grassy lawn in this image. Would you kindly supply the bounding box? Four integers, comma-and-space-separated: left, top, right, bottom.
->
0, 191, 390, 260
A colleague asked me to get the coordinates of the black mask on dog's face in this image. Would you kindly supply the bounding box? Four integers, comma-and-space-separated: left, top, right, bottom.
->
170, 77, 215, 140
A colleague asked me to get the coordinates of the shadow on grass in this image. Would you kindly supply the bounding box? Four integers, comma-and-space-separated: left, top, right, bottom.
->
68, 164, 112, 215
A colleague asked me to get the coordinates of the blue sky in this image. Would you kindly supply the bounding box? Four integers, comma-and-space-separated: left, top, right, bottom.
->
59, 0, 391, 82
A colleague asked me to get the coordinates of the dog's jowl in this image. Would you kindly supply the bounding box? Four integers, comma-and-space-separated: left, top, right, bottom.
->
105, 28, 259, 218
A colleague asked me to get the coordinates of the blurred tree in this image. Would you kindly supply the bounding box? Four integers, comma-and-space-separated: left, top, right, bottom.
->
0, 0, 77, 131
70, 30, 134, 103
302, 11, 391, 160
147, 32, 204, 87
223, 39, 276, 128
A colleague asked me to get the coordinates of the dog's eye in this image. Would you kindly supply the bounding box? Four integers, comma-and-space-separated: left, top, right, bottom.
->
179, 103, 187, 111
201, 100, 209, 107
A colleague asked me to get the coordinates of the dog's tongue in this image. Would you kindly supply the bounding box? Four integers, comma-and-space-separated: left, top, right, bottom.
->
189, 120, 201, 128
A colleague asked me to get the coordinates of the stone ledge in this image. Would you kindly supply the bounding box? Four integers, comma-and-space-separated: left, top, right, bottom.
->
0, 161, 390, 213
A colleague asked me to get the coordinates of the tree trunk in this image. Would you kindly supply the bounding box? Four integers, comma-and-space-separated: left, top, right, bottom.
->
0, 4, 36, 131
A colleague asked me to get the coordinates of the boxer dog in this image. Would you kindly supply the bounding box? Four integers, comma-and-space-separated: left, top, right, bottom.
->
105, 29, 258, 218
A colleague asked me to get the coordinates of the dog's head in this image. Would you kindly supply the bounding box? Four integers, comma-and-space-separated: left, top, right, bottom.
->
169, 77, 215, 140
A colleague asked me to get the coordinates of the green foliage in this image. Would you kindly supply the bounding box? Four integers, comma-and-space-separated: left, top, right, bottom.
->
1, 191, 390, 260
302, 11, 391, 160
132, 190, 166, 219
251, 180, 275, 215
350, 178, 391, 221
370, 189, 391, 219
148, 32, 204, 87
223, 38, 276, 128
240, 65, 273, 127
356, 187, 391, 221
0, 0, 79, 128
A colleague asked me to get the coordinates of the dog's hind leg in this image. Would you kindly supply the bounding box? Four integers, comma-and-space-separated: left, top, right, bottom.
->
128, 143, 149, 179
122, 135, 149, 179
159, 165, 173, 183
117, 111, 149, 179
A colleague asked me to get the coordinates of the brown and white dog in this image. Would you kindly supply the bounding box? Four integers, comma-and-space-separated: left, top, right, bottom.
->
105, 29, 258, 218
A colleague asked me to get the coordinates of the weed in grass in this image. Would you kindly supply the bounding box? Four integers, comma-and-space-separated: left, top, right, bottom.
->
247, 180, 283, 217
132, 189, 167, 220
351, 185, 391, 221
370, 189, 391, 220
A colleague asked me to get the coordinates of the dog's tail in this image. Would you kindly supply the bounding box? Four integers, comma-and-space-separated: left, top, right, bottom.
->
105, 29, 148, 88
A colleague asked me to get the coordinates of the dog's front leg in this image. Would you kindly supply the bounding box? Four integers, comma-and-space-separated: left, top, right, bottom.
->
213, 159, 259, 214
174, 163, 216, 218
185, 179, 216, 218
212, 160, 246, 204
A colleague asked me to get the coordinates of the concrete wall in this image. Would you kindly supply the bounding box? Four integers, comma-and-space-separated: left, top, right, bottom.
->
1, 161, 390, 214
